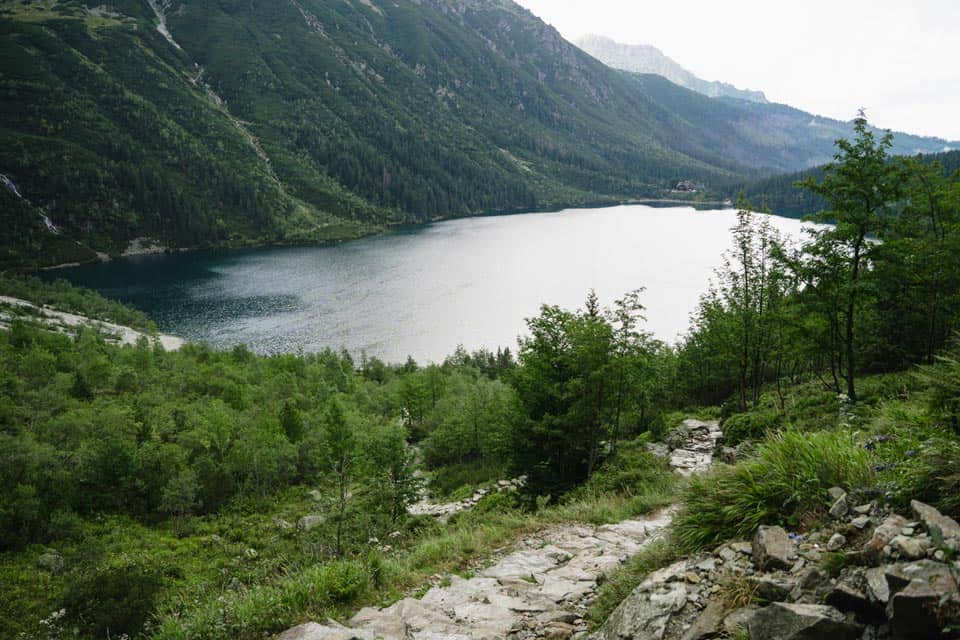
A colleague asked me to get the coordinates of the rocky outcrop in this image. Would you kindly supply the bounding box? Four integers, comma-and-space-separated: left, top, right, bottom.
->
590, 499, 960, 640
651, 419, 722, 476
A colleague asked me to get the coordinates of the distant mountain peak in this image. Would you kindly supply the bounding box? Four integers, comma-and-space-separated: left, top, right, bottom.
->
575, 34, 767, 104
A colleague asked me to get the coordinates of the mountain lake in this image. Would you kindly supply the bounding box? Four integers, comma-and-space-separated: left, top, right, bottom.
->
48, 204, 812, 363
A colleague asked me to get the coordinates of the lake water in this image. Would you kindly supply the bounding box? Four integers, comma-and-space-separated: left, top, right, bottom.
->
50, 205, 811, 363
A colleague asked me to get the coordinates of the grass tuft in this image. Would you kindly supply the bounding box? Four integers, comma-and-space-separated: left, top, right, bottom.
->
672, 429, 874, 552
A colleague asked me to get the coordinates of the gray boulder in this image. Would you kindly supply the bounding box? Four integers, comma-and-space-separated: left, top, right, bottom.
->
829, 493, 850, 519
682, 599, 726, 640
747, 603, 862, 640
862, 514, 908, 560
278, 622, 374, 640
37, 550, 64, 573
825, 580, 884, 625
298, 514, 326, 530
591, 582, 687, 640
753, 525, 797, 571
885, 560, 960, 639
911, 499, 960, 540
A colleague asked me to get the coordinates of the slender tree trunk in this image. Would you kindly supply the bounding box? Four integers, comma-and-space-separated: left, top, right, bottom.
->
845, 236, 864, 402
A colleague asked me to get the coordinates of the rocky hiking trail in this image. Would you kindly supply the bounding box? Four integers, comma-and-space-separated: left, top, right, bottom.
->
280, 420, 721, 640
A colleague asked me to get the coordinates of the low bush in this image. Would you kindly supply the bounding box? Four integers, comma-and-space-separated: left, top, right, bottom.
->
896, 435, 960, 517
672, 429, 875, 551
721, 409, 781, 446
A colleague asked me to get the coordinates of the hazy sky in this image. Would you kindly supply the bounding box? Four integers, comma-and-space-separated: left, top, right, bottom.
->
514, 0, 960, 141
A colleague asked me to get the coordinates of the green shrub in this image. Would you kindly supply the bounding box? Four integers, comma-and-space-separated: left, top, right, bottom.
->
567, 436, 671, 497
64, 563, 165, 638
472, 490, 521, 515
721, 409, 781, 445
896, 436, 960, 517
673, 429, 874, 551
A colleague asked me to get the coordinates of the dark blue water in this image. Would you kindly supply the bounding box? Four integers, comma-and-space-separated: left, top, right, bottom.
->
50, 205, 808, 363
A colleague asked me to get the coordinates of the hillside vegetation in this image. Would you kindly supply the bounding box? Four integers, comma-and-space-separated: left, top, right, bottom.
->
2, 0, 956, 268
1, 119, 960, 639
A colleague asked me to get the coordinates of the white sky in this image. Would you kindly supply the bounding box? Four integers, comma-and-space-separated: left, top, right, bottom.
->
514, 0, 960, 141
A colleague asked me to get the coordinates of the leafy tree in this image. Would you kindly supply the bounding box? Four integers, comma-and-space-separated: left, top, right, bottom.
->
160, 468, 201, 533
510, 291, 657, 495
363, 423, 420, 525
798, 111, 903, 402
322, 397, 357, 557
280, 400, 305, 443
872, 157, 960, 366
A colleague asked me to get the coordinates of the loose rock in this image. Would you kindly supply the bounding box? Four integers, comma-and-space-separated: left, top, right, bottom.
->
747, 603, 863, 640
753, 526, 797, 571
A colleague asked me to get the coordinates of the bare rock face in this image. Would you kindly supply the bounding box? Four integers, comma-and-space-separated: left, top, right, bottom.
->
747, 603, 863, 640
752, 525, 797, 571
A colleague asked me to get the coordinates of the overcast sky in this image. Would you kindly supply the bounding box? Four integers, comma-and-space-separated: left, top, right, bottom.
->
514, 0, 960, 141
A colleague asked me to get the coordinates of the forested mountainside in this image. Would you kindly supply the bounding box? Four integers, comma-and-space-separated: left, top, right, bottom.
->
1, 0, 956, 268
737, 149, 960, 217
576, 34, 769, 103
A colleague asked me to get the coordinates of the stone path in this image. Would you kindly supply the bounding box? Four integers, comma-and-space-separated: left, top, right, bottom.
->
281, 509, 674, 640
281, 422, 720, 640
648, 419, 722, 476
407, 477, 526, 522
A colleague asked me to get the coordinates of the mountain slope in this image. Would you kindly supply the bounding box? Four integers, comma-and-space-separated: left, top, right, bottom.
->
576, 34, 768, 103
1, 0, 956, 268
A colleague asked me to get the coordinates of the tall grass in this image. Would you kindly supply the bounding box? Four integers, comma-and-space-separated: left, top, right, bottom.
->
672, 429, 875, 551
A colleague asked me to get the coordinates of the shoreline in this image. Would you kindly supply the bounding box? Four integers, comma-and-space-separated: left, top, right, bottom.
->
30, 197, 738, 272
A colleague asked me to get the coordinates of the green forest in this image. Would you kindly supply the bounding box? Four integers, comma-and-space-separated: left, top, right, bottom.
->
1, 0, 955, 269
2, 115, 960, 639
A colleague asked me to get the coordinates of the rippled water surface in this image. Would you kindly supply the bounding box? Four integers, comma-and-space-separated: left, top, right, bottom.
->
52, 205, 809, 363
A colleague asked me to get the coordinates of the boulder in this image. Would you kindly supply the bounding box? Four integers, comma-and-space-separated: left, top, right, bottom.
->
885, 560, 960, 639
591, 582, 687, 640
722, 605, 761, 634
37, 551, 64, 573
862, 515, 908, 560
911, 499, 960, 540
864, 567, 890, 604
298, 514, 326, 530
890, 534, 930, 560
828, 487, 847, 502
826, 533, 847, 551
543, 621, 576, 640
749, 576, 796, 602
278, 622, 374, 640
682, 599, 727, 640
825, 580, 884, 624
829, 493, 850, 519
747, 603, 863, 640
753, 526, 797, 571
